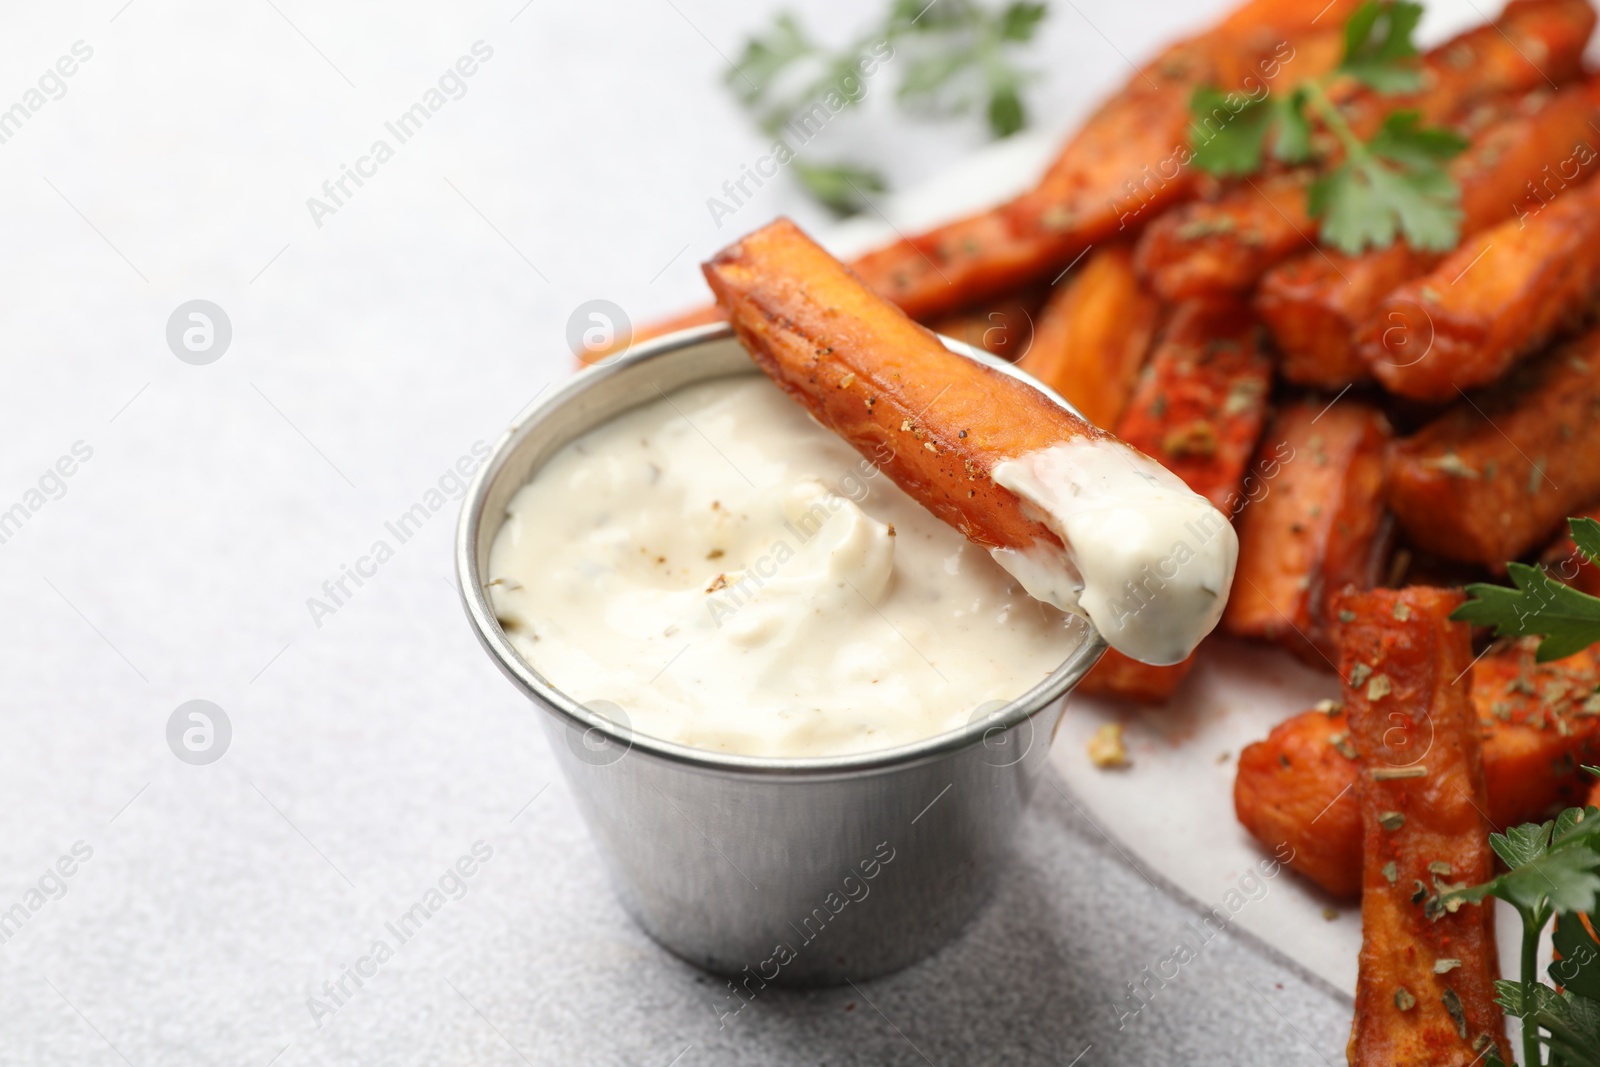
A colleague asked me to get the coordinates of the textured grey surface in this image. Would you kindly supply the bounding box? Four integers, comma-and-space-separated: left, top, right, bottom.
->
0, 0, 1368, 1062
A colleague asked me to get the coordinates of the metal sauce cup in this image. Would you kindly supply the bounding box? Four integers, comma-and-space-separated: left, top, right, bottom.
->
456, 324, 1105, 987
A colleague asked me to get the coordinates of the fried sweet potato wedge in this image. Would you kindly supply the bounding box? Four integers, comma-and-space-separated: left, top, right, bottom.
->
1260, 77, 1600, 388
1386, 332, 1600, 567
1075, 653, 1193, 703
1360, 174, 1600, 400
850, 210, 1085, 325
599, 210, 1075, 361
1078, 300, 1272, 700
1342, 586, 1508, 1066
1134, 171, 1316, 302
925, 288, 1046, 361
1014, 245, 1161, 428
1222, 399, 1393, 666
1112, 300, 1274, 513
1137, 0, 1599, 304
703, 217, 1105, 559
1236, 638, 1600, 898
1236, 704, 1370, 898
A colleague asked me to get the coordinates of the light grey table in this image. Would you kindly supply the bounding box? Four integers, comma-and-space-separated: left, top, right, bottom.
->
0, 1, 1357, 1062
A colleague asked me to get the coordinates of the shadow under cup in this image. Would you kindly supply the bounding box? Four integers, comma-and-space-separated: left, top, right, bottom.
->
455, 324, 1106, 986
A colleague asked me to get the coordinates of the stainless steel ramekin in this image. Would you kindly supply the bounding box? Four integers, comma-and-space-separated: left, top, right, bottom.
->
456, 323, 1105, 986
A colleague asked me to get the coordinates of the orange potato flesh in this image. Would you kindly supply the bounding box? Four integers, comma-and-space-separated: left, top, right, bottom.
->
1235, 705, 1369, 898
1385, 332, 1600, 567
1077, 300, 1272, 701
1360, 173, 1600, 400
1135, 0, 1599, 305
1340, 586, 1508, 1067
924, 287, 1046, 361
1114, 300, 1275, 513
850, 210, 1085, 325
1222, 399, 1393, 667
1134, 171, 1315, 302
1235, 638, 1600, 899
1077, 650, 1195, 703
1258, 74, 1600, 388
1014, 245, 1161, 429
702, 217, 1109, 559
1257, 244, 1415, 389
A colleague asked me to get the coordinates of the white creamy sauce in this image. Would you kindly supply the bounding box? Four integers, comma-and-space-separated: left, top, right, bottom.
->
989, 439, 1237, 666
487, 375, 1083, 758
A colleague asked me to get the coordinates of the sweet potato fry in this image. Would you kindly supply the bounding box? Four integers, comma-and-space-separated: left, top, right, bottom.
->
1541, 504, 1600, 598
703, 217, 1105, 559
1359, 175, 1600, 400
925, 287, 1046, 361
1235, 638, 1600, 898
1260, 77, 1600, 387
1222, 400, 1393, 665
850, 210, 1086, 325
1076, 653, 1193, 703
1235, 704, 1369, 897
1078, 300, 1272, 700
1260, 245, 1418, 389
1014, 245, 1161, 428
1385, 332, 1600, 567
1136, 0, 1598, 304
1113, 300, 1274, 512
1133, 171, 1315, 302
1341, 586, 1508, 1066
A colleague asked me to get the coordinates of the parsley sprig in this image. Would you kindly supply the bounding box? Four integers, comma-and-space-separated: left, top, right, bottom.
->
1443, 772, 1600, 1066
1453, 518, 1600, 663
1189, 1, 1467, 255
728, 0, 1047, 214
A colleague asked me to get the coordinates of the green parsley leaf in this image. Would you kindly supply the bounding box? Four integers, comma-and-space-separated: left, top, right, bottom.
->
1189, 89, 1275, 177
1551, 910, 1600, 1002
1368, 109, 1469, 167
1446, 808, 1600, 916
1270, 87, 1314, 164
1312, 111, 1464, 254
988, 83, 1026, 137
1540, 990, 1600, 1067
1187, 1, 1464, 255
1309, 160, 1395, 252
1340, 1, 1426, 93
1453, 562, 1600, 663
1572, 517, 1600, 565
789, 160, 887, 214
998, 1, 1048, 42
1464, 805, 1600, 1067
726, 1, 1046, 211
728, 13, 816, 108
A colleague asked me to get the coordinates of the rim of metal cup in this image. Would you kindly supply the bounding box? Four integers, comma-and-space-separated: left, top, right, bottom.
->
456, 321, 1107, 778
